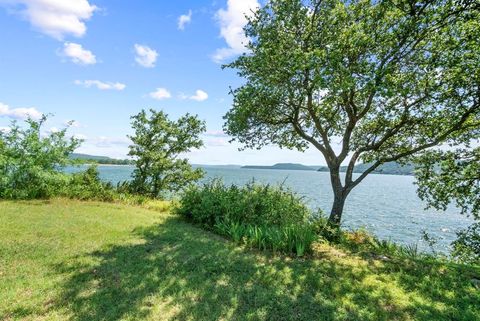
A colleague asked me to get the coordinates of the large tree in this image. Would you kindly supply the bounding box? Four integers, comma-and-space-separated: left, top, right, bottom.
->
223, 0, 480, 225
128, 109, 206, 198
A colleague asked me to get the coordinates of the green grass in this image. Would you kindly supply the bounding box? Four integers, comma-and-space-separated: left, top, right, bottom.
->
1, 200, 479, 321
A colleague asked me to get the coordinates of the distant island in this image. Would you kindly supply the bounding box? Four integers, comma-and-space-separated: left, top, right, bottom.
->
243, 162, 414, 175
242, 163, 317, 171
70, 154, 414, 176
69, 153, 133, 165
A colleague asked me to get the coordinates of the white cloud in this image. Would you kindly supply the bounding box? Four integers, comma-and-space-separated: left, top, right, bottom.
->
73, 133, 87, 140
190, 89, 208, 101
149, 87, 171, 100
0, 102, 42, 119
213, 0, 259, 63
134, 44, 158, 68
205, 130, 228, 137
0, 0, 97, 40
0, 126, 11, 133
177, 10, 192, 30
62, 42, 96, 65
75, 80, 126, 91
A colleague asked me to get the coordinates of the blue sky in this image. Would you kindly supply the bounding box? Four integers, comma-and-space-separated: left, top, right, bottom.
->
0, 0, 324, 165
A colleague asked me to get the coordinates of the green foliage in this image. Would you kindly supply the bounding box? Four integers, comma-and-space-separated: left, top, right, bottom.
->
415, 148, 480, 262
223, 0, 480, 224
0, 116, 81, 199
61, 165, 117, 201
127, 109, 206, 198
215, 220, 316, 256
415, 148, 480, 219
176, 180, 315, 256
452, 223, 480, 265
175, 179, 310, 228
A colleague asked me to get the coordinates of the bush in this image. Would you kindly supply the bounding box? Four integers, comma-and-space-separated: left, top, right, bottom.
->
60, 166, 116, 201
452, 222, 480, 265
175, 179, 310, 229
175, 179, 316, 256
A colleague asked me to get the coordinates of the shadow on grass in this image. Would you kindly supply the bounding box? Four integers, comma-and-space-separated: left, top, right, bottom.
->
53, 217, 479, 321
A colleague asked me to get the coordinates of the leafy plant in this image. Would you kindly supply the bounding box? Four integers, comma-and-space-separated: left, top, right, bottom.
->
127, 109, 206, 198
0, 116, 81, 199
451, 223, 480, 265
175, 179, 310, 229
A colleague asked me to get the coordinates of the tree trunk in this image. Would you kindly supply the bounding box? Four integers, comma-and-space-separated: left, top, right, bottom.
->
328, 192, 346, 226
327, 166, 348, 226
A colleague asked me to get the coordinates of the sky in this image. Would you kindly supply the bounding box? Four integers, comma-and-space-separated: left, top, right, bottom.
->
0, 0, 326, 165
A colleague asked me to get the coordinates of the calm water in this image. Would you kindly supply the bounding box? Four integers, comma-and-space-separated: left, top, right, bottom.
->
67, 165, 473, 253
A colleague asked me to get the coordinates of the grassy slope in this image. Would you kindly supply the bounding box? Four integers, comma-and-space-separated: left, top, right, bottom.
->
0, 200, 479, 321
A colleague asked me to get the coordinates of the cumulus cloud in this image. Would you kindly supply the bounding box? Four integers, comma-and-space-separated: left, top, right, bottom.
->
190, 89, 208, 101
74, 80, 126, 91
177, 10, 192, 30
0, 102, 42, 119
0, 0, 97, 40
205, 130, 228, 137
149, 87, 171, 100
213, 0, 259, 63
134, 44, 158, 68
62, 42, 96, 65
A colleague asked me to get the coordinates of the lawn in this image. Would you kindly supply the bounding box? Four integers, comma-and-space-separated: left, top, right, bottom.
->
1, 199, 479, 321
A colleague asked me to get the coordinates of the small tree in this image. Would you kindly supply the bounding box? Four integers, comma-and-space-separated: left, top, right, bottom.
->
223, 0, 480, 225
127, 109, 206, 198
0, 116, 81, 199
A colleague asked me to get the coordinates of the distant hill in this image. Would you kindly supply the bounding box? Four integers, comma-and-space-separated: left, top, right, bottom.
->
242, 163, 316, 171
317, 161, 414, 175
69, 153, 133, 165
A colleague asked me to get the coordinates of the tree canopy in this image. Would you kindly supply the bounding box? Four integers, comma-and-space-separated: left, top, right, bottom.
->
223, 0, 480, 225
127, 109, 206, 198
0, 116, 81, 199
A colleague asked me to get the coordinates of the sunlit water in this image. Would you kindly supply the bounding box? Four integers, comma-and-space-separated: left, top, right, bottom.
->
66, 165, 473, 253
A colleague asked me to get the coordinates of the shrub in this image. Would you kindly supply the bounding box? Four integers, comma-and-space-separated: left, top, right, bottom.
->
61, 165, 116, 201
452, 222, 480, 265
175, 179, 310, 229
176, 180, 316, 256
0, 116, 81, 200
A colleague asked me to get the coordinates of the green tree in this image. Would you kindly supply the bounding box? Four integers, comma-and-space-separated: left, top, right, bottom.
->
0, 116, 81, 199
223, 0, 480, 225
127, 109, 206, 198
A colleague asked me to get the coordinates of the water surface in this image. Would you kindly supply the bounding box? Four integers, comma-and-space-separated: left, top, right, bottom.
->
66, 164, 472, 253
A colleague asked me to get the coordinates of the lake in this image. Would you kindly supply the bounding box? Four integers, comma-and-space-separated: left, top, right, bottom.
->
67, 164, 473, 253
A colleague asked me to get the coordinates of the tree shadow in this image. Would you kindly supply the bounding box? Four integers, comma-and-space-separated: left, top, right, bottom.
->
52, 216, 479, 321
